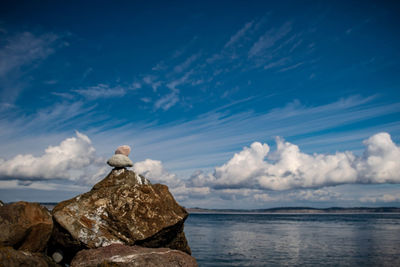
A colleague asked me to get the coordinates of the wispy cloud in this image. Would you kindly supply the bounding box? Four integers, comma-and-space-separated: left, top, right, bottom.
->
143, 75, 162, 92
0, 32, 59, 76
154, 90, 179, 111
224, 21, 254, 48
248, 21, 292, 58
263, 57, 290, 70
0, 31, 61, 106
277, 61, 304, 72
73, 84, 126, 99
173, 53, 201, 73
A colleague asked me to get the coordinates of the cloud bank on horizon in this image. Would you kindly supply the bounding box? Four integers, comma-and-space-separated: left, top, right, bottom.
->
1, 131, 399, 206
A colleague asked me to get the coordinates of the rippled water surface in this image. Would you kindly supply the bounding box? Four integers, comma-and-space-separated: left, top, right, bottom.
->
184, 213, 400, 266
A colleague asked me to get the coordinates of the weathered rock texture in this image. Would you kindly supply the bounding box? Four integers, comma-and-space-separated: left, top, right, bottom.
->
0, 246, 59, 267
107, 154, 133, 168
71, 244, 197, 267
51, 168, 191, 264
0, 201, 53, 252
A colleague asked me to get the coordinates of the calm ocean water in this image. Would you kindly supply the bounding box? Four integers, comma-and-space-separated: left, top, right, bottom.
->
184, 213, 400, 267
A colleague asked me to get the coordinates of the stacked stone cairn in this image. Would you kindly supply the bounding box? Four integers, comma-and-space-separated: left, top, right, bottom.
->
107, 145, 134, 168
0, 145, 196, 267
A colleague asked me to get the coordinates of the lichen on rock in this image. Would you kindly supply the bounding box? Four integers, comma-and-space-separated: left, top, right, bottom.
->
51, 168, 192, 264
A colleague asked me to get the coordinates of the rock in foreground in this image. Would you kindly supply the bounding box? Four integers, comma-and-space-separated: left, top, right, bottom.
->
71, 244, 197, 267
0, 246, 58, 267
0, 201, 53, 252
51, 168, 191, 263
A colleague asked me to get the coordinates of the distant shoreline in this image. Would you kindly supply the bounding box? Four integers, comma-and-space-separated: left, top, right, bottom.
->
186, 207, 400, 214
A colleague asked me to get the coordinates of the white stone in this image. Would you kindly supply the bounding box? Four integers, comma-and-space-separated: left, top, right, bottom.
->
52, 251, 63, 263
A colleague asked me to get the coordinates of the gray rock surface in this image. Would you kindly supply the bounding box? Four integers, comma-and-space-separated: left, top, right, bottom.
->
71, 244, 197, 267
107, 154, 133, 168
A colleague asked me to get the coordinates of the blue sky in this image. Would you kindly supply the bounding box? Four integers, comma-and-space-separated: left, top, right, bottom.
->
0, 0, 400, 208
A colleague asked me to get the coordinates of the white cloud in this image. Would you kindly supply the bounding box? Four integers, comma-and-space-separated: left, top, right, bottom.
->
356, 132, 400, 183
133, 159, 182, 187
2, 130, 399, 207
73, 84, 126, 99
209, 132, 400, 190
138, 131, 399, 202
213, 142, 270, 188
0, 131, 97, 181
130, 132, 400, 206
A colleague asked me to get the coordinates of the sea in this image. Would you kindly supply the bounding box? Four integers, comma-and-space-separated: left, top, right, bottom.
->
184, 213, 400, 267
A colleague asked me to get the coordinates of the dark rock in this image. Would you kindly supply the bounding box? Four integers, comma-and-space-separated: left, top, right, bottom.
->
70, 244, 197, 267
0, 200, 4, 206
47, 219, 87, 265
0, 201, 53, 252
0, 246, 60, 267
51, 168, 191, 264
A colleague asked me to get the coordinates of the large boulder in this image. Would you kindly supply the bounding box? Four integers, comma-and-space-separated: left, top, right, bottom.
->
51, 168, 191, 263
71, 244, 197, 267
0, 246, 59, 267
0, 201, 53, 252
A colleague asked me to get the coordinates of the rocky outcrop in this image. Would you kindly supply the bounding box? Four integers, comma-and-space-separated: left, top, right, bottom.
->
51, 168, 191, 264
70, 244, 197, 267
0, 201, 53, 252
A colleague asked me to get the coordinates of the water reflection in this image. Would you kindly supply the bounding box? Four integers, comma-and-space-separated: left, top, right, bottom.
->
185, 214, 400, 266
